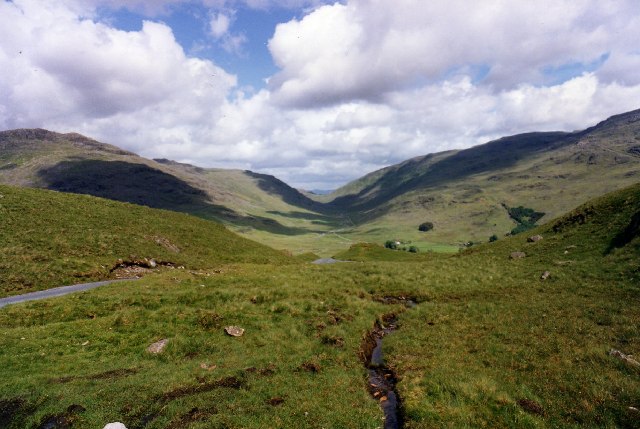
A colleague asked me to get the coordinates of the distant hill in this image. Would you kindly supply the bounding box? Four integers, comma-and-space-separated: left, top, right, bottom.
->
0, 108, 639, 254
0, 184, 292, 297
0, 129, 325, 235
322, 108, 640, 246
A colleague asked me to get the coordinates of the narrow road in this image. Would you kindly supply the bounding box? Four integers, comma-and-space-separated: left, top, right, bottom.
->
0, 279, 136, 309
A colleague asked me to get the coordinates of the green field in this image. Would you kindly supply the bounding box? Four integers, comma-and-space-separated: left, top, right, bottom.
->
2, 110, 639, 258
1, 182, 639, 428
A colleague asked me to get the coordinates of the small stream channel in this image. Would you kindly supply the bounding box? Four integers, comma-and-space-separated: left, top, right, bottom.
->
361, 297, 417, 429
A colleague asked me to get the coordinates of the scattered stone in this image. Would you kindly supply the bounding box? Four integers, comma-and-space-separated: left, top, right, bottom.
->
146, 338, 169, 354
103, 424, 128, 429
609, 349, 640, 367
200, 363, 217, 371
151, 235, 180, 253
527, 235, 543, 243
510, 252, 526, 260
540, 271, 551, 280
224, 326, 245, 337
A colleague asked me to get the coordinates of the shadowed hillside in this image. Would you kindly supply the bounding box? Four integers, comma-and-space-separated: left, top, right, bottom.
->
1, 108, 639, 254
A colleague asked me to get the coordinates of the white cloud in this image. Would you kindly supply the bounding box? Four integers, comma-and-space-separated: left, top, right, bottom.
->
267, 0, 640, 107
1, 0, 640, 190
209, 13, 231, 38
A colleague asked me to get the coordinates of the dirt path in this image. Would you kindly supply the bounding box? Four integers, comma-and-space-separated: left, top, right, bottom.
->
0, 279, 137, 309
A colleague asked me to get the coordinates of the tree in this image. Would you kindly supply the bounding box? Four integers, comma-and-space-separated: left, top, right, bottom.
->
384, 240, 398, 250
418, 222, 434, 232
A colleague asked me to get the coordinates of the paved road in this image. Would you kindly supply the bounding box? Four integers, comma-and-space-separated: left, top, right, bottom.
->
0, 279, 137, 309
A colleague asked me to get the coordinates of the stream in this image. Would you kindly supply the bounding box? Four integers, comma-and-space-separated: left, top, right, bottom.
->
362, 297, 416, 429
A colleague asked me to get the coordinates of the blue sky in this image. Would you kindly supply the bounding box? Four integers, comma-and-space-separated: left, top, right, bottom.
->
101, 3, 302, 90
1, 0, 640, 189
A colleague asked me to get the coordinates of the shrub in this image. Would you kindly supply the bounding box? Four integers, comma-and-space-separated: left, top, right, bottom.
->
418, 222, 434, 232
489, 234, 498, 242
384, 240, 399, 250
408, 246, 419, 253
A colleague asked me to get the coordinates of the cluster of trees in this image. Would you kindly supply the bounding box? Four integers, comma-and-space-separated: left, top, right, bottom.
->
506, 205, 545, 235
418, 221, 434, 232
385, 240, 419, 253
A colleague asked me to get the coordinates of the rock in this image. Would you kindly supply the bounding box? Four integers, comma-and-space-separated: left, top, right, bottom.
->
224, 326, 245, 337
103, 424, 128, 429
200, 363, 217, 371
540, 271, 551, 280
146, 338, 169, 354
609, 349, 640, 367
527, 235, 543, 243
510, 252, 526, 260
148, 259, 157, 268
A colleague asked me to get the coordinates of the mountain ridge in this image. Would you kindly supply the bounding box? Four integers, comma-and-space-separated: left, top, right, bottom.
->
1, 107, 639, 253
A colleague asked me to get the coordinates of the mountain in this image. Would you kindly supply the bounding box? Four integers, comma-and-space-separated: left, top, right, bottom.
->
1, 108, 639, 254
322, 108, 640, 246
0, 128, 330, 236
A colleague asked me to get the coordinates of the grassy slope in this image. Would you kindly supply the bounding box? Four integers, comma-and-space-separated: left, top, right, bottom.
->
325, 110, 640, 249
1, 109, 639, 257
0, 130, 346, 255
0, 185, 291, 297
0, 183, 638, 428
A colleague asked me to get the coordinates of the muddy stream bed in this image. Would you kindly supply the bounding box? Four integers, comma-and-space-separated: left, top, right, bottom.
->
361, 297, 417, 429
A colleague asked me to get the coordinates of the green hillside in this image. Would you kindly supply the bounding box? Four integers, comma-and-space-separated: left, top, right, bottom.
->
0, 185, 292, 297
323, 109, 640, 249
0, 129, 337, 249
0, 182, 638, 428
1, 109, 639, 257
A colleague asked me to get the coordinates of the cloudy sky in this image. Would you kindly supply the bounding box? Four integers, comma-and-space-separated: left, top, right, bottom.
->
1, 0, 640, 189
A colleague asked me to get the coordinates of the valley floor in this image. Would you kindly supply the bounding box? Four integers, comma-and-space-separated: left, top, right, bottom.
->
1, 183, 639, 428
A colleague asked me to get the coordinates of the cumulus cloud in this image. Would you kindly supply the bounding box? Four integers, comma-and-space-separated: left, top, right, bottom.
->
1, 0, 640, 190
0, 0, 235, 149
268, 0, 640, 108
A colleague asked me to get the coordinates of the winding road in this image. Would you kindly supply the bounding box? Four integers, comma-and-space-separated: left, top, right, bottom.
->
0, 279, 136, 309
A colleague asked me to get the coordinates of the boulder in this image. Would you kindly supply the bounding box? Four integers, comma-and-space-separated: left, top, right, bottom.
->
609, 349, 640, 367
540, 271, 551, 280
146, 338, 168, 354
510, 252, 526, 260
527, 235, 543, 243
103, 424, 127, 429
224, 326, 245, 337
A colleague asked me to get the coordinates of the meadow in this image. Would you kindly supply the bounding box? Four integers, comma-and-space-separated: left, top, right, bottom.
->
0, 183, 638, 428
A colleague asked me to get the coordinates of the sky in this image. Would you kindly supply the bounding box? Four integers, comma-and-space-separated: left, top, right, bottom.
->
1, 0, 640, 190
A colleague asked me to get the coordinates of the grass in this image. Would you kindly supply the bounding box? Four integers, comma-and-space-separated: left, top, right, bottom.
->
0, 182, 639, 428
0, 185, 291, 297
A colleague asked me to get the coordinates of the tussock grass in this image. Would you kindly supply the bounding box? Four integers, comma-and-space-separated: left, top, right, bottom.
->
0, 185, 292, 297
0, 183, 639, 427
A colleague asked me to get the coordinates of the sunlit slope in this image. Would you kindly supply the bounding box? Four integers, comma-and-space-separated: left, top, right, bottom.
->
383, 182, 640, 427
326, 109, 640, 246
0, 182, 637, 428
0, 184, 292, 297
0, 129, 332, 238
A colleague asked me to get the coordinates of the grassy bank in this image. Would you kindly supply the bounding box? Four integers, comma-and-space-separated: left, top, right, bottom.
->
0, 183, 638, 427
